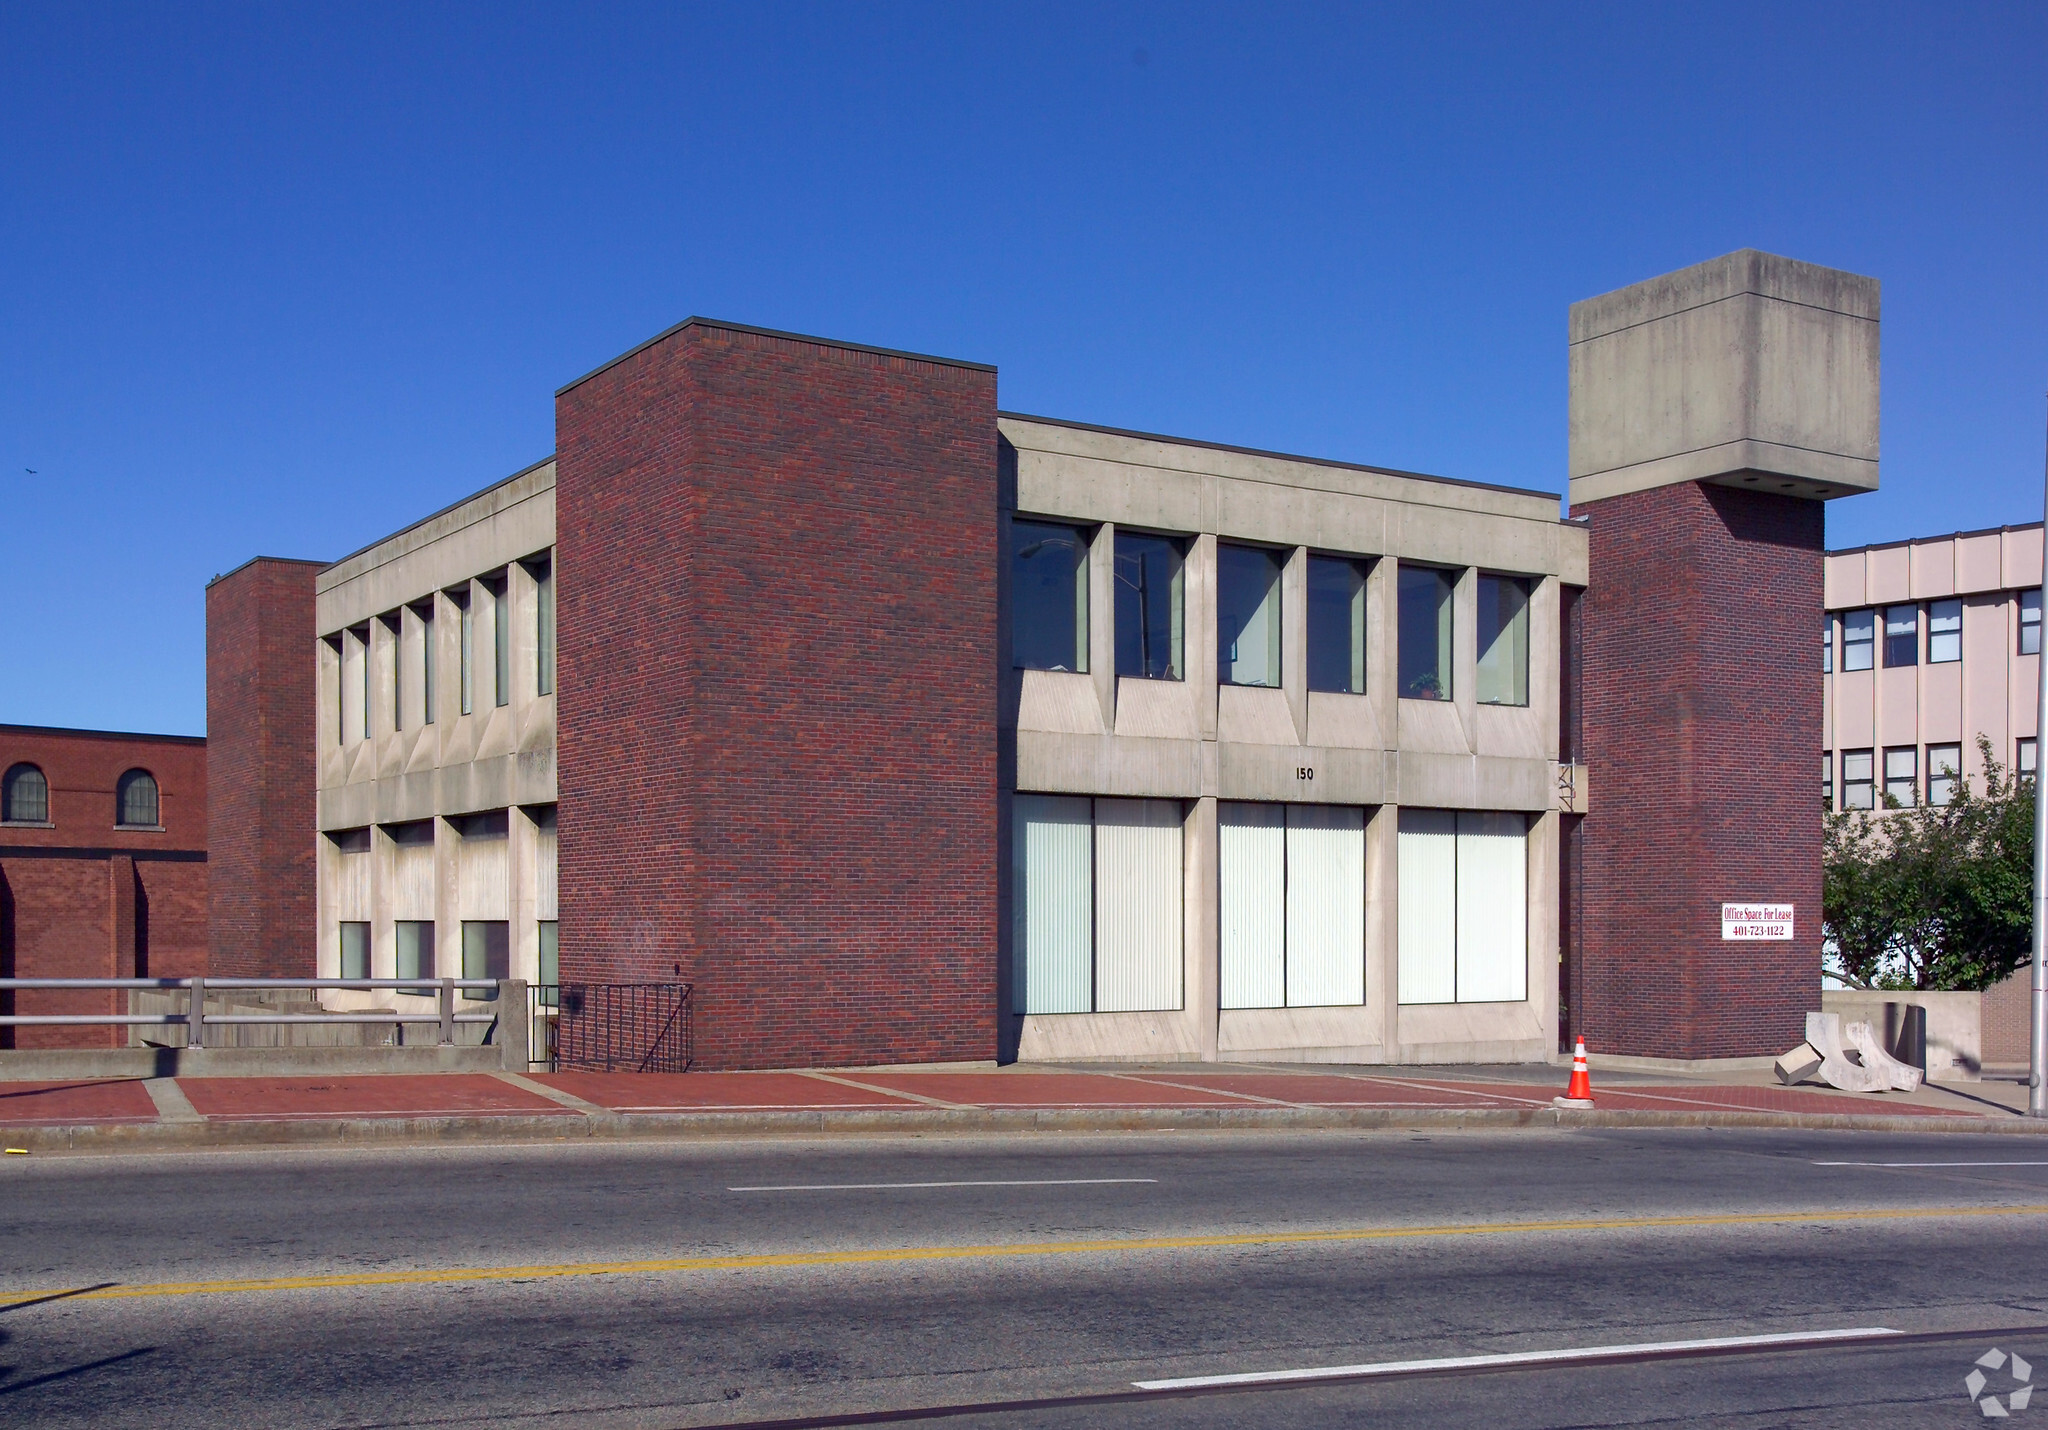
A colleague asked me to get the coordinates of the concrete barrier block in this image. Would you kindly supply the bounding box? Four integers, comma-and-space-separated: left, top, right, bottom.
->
1775, 1043, 1823, 1085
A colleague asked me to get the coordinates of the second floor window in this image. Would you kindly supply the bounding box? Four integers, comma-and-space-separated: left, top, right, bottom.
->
1307, 555, 1367, 694
1883, 605, 1918, 667
1927, 744, 1962, 806
2, 763, 48, 823
2023, 589, 2042, 657
1883, 746, 1917, 805
116, 769, 159, 827
1011, 520, 1089, 673
1113, 532, 1185, 681
1842, 609, 1874, 670
1822, 615, 1833, 673
1927, 599, 1961, 664
1475, 574, 1530, 707
1217, 544, 1282, 688
1397, 564, 1454, 701
1841, 749, 1874, 810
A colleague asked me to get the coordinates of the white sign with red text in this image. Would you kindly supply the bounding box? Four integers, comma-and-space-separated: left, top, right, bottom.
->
1721, 903, 1794, 940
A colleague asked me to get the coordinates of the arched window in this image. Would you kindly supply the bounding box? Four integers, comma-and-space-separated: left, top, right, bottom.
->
117, 769, 160, 828
2, 764, 49, 824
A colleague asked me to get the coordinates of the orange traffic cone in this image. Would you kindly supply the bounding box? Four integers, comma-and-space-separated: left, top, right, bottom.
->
1554, 1036, 1595, 1109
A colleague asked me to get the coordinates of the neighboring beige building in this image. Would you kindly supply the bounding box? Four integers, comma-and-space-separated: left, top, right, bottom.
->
312, 458, 559, 1016
1823, 522, 2041, 810
999, 416, 1588, 1065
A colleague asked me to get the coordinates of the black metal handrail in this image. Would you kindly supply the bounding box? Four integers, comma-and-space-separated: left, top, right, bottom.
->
530, 982, 692, 1073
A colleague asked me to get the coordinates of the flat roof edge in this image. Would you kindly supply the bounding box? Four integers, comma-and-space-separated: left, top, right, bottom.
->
321, 455, 557, 577
557, 317, 997, 398
207, 555, 329, 588
997, 411, 1562, 504
1827, 519, 2044, 559
0, 722, 206, 745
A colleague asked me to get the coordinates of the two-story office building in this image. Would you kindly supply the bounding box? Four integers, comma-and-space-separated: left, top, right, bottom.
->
198, 249, 1881, 1068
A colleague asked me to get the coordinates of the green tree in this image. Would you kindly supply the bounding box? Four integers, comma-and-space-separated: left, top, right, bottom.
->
1823, 737, 2035, 991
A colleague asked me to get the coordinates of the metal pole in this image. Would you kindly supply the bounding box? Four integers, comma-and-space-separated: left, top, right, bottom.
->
188, 974, 205, 1051
2031, 397, 2048, 1117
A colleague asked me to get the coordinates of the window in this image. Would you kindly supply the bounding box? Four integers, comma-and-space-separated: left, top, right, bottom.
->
2020, 738, 2037, 782
2023, 589, 2042, 657
1011, 520, 1089, 673
1926, 744, 1962, 807
1883, 746, 1917, 806
2, 763, 49, 823
491, 577, 510, 708
1475, 574, 1531, 706
1112, 533, 1185, 681
116, 769, 159, 828
383, 613, 403, 731
1883, 605, 1918, 667
417, 600, 436, 724
1822, 752, 1833, 811
1842, 609, 1875, 671
1013, 795, 1183, 1014
538, 921, 560, 1006
1219, 803, 1366, 1009
461, 920, 509, 1001
1396, 809, 1527, 1004
457, 588, 474, 715
1821, 615, 1833, 673
1841, 749, 1874, 809
339, 921, 370, 980
531, 557, 555, 696
396, 920, 435, 994
1927, 599, 1961, 664
339, 626, 371, 741
1397, 564, 1455, 700
1217, 544, 1282, 688
1307, 556, 1367, 694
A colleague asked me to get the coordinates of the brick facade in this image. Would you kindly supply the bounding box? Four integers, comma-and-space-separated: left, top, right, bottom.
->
0, 724, 208, 1048
1572, 481, 1824, 1058
555, 320, 999, 1070
206, 558, 323, 978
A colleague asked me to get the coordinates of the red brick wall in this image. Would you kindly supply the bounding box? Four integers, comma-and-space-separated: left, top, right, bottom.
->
206, 558, 322, 978
0, 725, 209, 1047
1573, 481, 1823, 1059
555, 320, 999, 1069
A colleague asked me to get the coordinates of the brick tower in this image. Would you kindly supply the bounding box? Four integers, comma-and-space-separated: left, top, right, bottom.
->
1569, 251, 1879, 1058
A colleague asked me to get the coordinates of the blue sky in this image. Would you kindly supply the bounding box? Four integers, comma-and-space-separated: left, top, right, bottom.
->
3, 2, 2043, 735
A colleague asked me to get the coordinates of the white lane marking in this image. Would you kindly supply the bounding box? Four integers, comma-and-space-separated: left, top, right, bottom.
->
1813, 1161, 2048, 1168
729, 1177, 1160, 1192
1131, 1326, 1902, 1391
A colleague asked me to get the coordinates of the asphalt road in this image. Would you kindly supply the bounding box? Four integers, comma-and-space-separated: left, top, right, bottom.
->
4, 1127, 2047, 1427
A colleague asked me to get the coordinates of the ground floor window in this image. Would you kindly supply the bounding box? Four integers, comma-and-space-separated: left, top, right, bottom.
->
396, 920, 435, 993
339, 921, 370, 980
1396, 809, 1527, 1004
538, 920, 560, 1007
1219, 802, 1366, 1009
461, 920, 509, 1001
1014, 795, 1183, 1015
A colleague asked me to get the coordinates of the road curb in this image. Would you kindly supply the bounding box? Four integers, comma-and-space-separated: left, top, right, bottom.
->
5, 1102, 2047, 1155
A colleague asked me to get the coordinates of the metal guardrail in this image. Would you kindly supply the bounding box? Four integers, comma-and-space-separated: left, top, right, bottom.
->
531, 983, 692, 1073
0, 977, 502, 1049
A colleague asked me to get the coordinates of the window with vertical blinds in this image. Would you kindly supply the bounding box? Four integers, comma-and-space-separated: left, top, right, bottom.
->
1014, 795, 1183, 1015
1397, 808, 1527, 1004
1220, 802, 1366, 1009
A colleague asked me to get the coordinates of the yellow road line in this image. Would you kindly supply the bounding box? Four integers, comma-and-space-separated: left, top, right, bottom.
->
9, 1203, 2046, 1307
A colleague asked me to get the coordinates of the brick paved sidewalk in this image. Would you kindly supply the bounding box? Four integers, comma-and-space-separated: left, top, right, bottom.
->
0, 1062, 2028, 1141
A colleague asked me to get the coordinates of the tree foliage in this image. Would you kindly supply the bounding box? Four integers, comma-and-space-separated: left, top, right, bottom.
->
1823, 737, 2035, 991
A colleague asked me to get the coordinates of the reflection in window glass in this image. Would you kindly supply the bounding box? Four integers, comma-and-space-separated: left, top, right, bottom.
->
1926, 744, 1962, 806
1927, 600, 1961, 664
396, 921, 435, 994
461, 920, 509, 1001
458, 590, 474, 715
2020, 738, 2037, 781
2022, 589, 2042, 657
1307, 556, 1367, 694
1883, 605, 1918, 667
1821, 615, 1833, 673
1884, 746, 1917, 805
419, 601, 436, 724
492, 578, 511, 708
1011, 521, 1089, 673
1842, 609, 1874, 670
1113, 533, 1185, 680
1822, 752, 1833, 810
1476, 574, 1530, 706
1217, 544, 1283, 688
1841, 749, 1873, 809
1397, 564, 1454, 700
538, 920, 560, 1006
